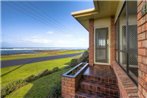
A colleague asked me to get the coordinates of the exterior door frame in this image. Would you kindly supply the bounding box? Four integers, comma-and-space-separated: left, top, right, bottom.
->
94, 27, 110, 65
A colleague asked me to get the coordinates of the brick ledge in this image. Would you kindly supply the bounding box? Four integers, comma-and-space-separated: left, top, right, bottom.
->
112, 61, 139, 98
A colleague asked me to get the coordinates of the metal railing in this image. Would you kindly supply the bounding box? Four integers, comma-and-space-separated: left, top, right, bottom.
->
62, 62, 88, 78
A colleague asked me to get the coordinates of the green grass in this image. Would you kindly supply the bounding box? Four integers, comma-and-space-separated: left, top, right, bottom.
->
1, 65, 20, 76
5, 68, 70, 98
1, 57, 76, 87
1, 50, 84, 61
1, 50, 82, 98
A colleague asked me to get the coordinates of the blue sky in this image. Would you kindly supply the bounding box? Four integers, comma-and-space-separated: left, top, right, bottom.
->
1, 1, 94, 48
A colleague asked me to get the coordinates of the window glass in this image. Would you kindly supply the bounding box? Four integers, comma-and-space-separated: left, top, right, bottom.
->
95, 28, 108, 63
115, 21, 119, 62
119, 4, 127, 70
128, 1, 138, 82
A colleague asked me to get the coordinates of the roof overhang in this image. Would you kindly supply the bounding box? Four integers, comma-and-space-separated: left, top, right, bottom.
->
71, 8, 98, 31
72, 1, 120, 31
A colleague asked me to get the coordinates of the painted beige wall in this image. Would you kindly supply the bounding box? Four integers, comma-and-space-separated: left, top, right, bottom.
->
94, 17, 111, 65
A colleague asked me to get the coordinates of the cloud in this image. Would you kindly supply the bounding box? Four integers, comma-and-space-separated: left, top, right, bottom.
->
64, 34, 73, 37
78, 38, 87, 42
3, 34, 88, 48
46, 31, 54, 34
24, 35, 88, 47
23, 36, 52, 44
52, 37, 88, 47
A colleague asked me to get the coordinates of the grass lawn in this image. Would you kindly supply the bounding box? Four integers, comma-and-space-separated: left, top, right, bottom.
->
1, 56, 77, 87
5, 68, 70, 98
1, 50, 84, 61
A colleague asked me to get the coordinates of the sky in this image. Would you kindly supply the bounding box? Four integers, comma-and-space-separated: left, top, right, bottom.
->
1, 1, 94, 48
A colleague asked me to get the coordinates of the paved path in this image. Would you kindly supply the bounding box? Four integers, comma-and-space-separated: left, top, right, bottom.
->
1, 53, 81, 68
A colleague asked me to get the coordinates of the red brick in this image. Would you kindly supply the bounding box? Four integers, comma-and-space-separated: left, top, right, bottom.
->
138, 11, 143, 20
71, 78, 75, 82
138, 32, 146, 40
138, 41, 142, 48
140, 71, 146, 80
137, 1, 142, 6
146, 22, 147, 31
137, 2, 143, 12
138, 15, 146, 27
142, 88, 147, 98
137, 1, 147, 97
139, 77, 145, 87
110, 17, 116, 65
139, 63, 147, 74
88, 19, 94, 66
138, 48, 146, 56
142, 40, 147, 48
138, 26, 142, 33
62, 76, 76, 98
112, 62, 138, 98
138, 56, 142, 62
142, 24, 146, 33
142, 56, 147, 64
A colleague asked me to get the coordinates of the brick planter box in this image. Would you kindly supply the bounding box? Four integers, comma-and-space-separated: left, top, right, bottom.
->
62, 62, 88, 98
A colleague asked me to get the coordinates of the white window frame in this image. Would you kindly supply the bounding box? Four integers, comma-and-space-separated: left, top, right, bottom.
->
94, 27, 110, 65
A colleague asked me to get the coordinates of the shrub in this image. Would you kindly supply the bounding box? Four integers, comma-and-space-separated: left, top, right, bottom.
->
52, 67, 59, 72
48, 82, 61, 98
69, 50, 89, 67
64, 65, 71, 69
25, 67, 59, 82
37, 69, 51, 78
70, 58, 79, 66
78, 50, 89, 63
1, 79, 27, 98
24, 75, 36, 82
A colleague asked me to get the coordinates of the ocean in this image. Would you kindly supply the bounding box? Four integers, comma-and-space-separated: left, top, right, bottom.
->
0, 47, 86, 55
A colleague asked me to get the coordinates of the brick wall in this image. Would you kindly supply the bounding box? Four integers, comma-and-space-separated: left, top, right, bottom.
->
62, 74, 82, 98
137, 1, 147, 98
88, 19, 94, 66
62, 77, 75, 98
112, 61, 138, 98
110, 17, 116, 65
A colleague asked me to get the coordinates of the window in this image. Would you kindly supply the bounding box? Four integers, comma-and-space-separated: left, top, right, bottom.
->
115, 1, 138, 84
119, 5, 127, 70
95, 28, 108, 63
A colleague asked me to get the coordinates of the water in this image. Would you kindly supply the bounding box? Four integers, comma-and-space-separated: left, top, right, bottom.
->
1, 47, 86, 55
1, 49, 36, 55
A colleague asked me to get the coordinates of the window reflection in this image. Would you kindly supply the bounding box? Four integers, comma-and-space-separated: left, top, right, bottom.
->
98, 39, 105, 46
